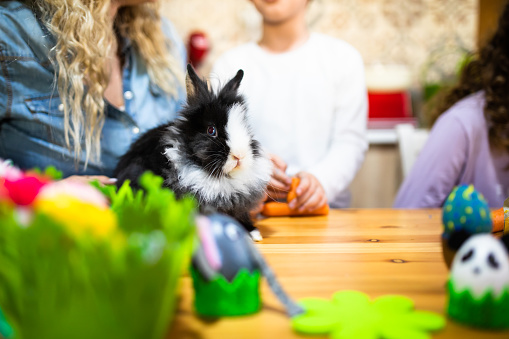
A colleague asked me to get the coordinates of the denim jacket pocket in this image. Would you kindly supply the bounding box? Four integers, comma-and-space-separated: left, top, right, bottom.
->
24, 95, 63, 116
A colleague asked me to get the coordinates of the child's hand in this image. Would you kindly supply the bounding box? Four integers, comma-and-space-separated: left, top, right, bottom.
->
288, 172, 327, 212
267, 153, 292, 200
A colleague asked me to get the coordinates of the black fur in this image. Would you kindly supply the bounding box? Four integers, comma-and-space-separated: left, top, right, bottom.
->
114, 65, 271, 234
114, 124, 174, 190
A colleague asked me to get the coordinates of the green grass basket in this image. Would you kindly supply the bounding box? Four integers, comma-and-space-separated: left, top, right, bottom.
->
0, 172, 196, 339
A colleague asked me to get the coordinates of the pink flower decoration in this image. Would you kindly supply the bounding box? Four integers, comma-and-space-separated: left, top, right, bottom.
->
4, 176, 47, 206
0, 159, 23, 181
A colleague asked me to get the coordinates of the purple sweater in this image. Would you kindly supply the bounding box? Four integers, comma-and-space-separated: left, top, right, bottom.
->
394, 92, 509, 208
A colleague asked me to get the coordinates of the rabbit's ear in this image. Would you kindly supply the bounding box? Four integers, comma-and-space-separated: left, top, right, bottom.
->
186, 64, 209, 102
219, 69, 244, 96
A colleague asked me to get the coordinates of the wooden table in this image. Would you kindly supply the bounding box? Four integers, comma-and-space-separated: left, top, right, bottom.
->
168, 209, 509, 339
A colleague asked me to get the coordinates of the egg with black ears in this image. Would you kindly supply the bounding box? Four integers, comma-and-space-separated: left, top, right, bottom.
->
450, 234, 509, 297
447, 232, 509, 329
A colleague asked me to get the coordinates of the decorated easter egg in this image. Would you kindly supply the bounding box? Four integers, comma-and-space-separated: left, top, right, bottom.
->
442, 185, 492, 238
447, 233, 509, 329
442, 185, 493, 268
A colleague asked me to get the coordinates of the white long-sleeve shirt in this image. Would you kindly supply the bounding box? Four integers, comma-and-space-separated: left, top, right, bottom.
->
211, 33, 368, 207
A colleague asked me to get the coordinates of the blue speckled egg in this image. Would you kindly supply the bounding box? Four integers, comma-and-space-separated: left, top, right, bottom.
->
442, 185, 492, 239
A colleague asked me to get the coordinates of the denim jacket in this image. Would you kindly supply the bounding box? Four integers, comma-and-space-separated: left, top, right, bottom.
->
0, 1, 186, 177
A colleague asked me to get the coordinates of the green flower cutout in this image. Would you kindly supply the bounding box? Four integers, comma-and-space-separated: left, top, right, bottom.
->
291, 290, 445, 339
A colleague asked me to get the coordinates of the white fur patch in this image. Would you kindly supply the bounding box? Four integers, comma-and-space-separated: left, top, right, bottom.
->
163, 145, 180, 163
223, 103, 253, 175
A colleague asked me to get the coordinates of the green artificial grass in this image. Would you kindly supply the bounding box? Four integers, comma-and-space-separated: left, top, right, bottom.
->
190, 267, 261, 317
0, 172, 196, 339
447, 280, 509, 329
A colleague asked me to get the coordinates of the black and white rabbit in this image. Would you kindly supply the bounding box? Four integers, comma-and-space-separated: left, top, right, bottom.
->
114, 64, 272, 240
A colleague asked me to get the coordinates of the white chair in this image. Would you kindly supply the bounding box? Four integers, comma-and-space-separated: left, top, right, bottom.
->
395, 123, 430, 178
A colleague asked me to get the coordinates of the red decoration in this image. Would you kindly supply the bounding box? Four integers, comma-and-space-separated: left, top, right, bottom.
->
4, 176, 47, 206
187, 31, 210, 68
368, 91, 412, 119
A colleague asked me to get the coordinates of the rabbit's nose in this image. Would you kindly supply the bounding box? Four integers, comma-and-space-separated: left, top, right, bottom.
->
233, 155, 242, 168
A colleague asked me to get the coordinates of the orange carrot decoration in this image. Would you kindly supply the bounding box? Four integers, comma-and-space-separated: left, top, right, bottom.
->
261, 177, 329, 217
492, 208, 505, 233
261, 201, 329, 217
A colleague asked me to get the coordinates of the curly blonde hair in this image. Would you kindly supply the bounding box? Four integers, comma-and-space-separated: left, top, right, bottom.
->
31, 0, 184, 166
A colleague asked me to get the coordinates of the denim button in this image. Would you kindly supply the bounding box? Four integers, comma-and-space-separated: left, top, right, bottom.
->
124, 91, 134, 100
132, 127, 140, 134
58, 104, 64, 112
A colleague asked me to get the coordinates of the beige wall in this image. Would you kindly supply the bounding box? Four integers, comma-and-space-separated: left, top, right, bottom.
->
162, 0, 478, 86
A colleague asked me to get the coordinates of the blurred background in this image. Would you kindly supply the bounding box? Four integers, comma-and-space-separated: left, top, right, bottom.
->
161, 0, 505, 208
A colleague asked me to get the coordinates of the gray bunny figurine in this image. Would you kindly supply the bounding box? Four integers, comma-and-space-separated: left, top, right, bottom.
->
192, 213, 304, 318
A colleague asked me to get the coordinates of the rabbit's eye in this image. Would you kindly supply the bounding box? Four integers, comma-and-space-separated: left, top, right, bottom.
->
207, 126, 217, 137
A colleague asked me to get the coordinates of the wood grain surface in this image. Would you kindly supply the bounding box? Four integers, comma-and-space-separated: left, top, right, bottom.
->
168, 209, 509, 339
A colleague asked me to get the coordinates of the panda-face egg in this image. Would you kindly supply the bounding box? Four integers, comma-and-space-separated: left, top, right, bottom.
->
450, 234, 509, 298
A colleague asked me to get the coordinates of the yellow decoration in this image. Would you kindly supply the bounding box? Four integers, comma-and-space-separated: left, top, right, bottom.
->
447, 221, 455, 230
448, 191, 456, 202
462, 185, 474, 200
34, 194, 117, 240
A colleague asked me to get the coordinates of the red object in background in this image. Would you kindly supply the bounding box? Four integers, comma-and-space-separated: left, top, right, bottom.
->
368, 91, 412, 119
187, 31, 210, 68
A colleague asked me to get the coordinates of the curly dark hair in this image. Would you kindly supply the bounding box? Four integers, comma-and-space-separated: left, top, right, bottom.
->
428, 1, 509, 153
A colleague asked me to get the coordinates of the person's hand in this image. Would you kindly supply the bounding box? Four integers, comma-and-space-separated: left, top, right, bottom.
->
267, 153, 292, 201
61, 175, 117, 186
287, 172, 328, 212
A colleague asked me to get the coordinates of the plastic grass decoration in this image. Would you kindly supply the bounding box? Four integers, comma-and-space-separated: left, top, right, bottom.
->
447, 280, 509, 329
0, 164, 196, 339
190, 267, 262, 317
